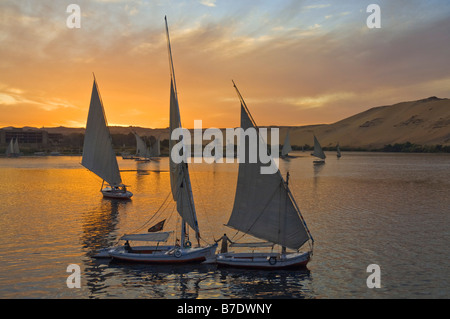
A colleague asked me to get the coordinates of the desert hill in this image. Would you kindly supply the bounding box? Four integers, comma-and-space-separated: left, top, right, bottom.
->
278, 96, 450, 149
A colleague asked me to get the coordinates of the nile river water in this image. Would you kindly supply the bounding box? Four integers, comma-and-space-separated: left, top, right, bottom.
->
0, 152, 449, 299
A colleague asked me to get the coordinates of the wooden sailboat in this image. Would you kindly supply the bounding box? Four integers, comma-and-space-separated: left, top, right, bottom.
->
149, 137, 161, 158
312, 135, 326, 165
336, 143, 342, 158
81, 76, 133, 200
105, 17, 217, 264
133, 132, 160, 161
133, 132, 151, 162
216, 82, 314, 269
280, 130, 293, 159
5, 138, 20, 157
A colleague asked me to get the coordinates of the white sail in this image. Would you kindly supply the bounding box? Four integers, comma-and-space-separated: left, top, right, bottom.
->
134, 132, 150, 158
149, 138, 160, 157
281, 130, 292, 156
13, 138, 20, 154
166, 18, 200, 236
5, 139, 13, 156
81, 78, 122, 187
226, 86, 311, 250
312, 135, 326, 159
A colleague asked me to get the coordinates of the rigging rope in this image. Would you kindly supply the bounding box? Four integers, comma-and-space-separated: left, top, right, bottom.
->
129, 191, 172, 234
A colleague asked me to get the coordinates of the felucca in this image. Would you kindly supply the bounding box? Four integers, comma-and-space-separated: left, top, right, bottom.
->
133, 131, 151, 162
312, 135, 326, 165
5, 138, 20, 157
280, 129, 293, 159
81, 75, 133, 200
105, 17, 217, 264
216, 81, 314, 269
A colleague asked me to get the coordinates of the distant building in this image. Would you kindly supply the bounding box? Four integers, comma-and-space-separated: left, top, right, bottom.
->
0, 127, 63, 147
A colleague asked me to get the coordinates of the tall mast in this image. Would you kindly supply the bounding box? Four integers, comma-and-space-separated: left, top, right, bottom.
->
165, 16, 201, 247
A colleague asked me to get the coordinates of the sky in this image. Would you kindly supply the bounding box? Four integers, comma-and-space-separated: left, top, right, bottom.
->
1, 0, 450, 129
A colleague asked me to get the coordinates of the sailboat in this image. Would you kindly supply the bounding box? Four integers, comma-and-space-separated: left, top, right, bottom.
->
5, 138, 20, 157
280, 130, 293, 159
149, 137, 161, 158
104, 17, 217, 264
336, 143, 342, 158
133, 132, 151, 162
13, 138, 20, 156
216, 82, 314, 269
312, 135, 326, 165
81, 75, 133, 200
5, 138, 13, 157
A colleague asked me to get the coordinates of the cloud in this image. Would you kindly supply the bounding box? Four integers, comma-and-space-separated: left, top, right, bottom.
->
1, 1, 450, 128
199, 0, 216, 7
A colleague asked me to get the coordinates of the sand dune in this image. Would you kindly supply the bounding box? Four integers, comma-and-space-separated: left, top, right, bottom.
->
279, 96, 450, 149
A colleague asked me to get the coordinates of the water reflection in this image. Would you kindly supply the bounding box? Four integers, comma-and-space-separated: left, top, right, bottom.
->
85, 262, 313, 299
216, 268, 313, 299
80, 199, 127, 298
81, 199, 125, 256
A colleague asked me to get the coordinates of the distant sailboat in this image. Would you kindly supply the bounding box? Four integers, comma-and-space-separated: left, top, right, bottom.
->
81, 75, 133, 200
13, 138, 20, 156
134, 132, 151, 162
5, 138, 20, 157
336, 143, 342, 158
280, 130, 293, 159
5, 138, 15, 157
104, 17, 217, 264
216, 81, 314, 269
149, 137, 161, 157
312, 135, 326, 165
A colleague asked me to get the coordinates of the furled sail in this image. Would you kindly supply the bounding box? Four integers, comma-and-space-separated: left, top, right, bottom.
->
281, 130, 292, 156
312, 135, 326, 160
166, 18, 199, 235
81, 78, 122, 186
226, 87, 310, 250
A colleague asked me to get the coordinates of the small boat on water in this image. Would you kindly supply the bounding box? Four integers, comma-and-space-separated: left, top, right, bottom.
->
336, 143, 342, 158
280, 130, 294, 159
5, 138, 20, 157
81, 75, 133, 200
216, 81, 314, 270
312, 135, 326, 165
133, 131, 151, 162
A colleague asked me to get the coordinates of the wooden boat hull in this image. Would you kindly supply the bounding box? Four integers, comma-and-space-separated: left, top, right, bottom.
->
101, 188, 133, 199
108, 244, 217, 264
216, 251, 311, 270
93, 245, 173, 258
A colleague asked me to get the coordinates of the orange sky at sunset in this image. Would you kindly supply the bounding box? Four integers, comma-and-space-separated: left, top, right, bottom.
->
1, 1, 450, 129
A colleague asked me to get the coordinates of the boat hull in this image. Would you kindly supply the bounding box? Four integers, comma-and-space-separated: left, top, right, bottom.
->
101, 189, 133, 199
108, 244, 217, 264
216, 251, 310, 270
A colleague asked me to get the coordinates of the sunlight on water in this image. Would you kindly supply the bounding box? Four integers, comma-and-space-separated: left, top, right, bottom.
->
0, 153, 449, 298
